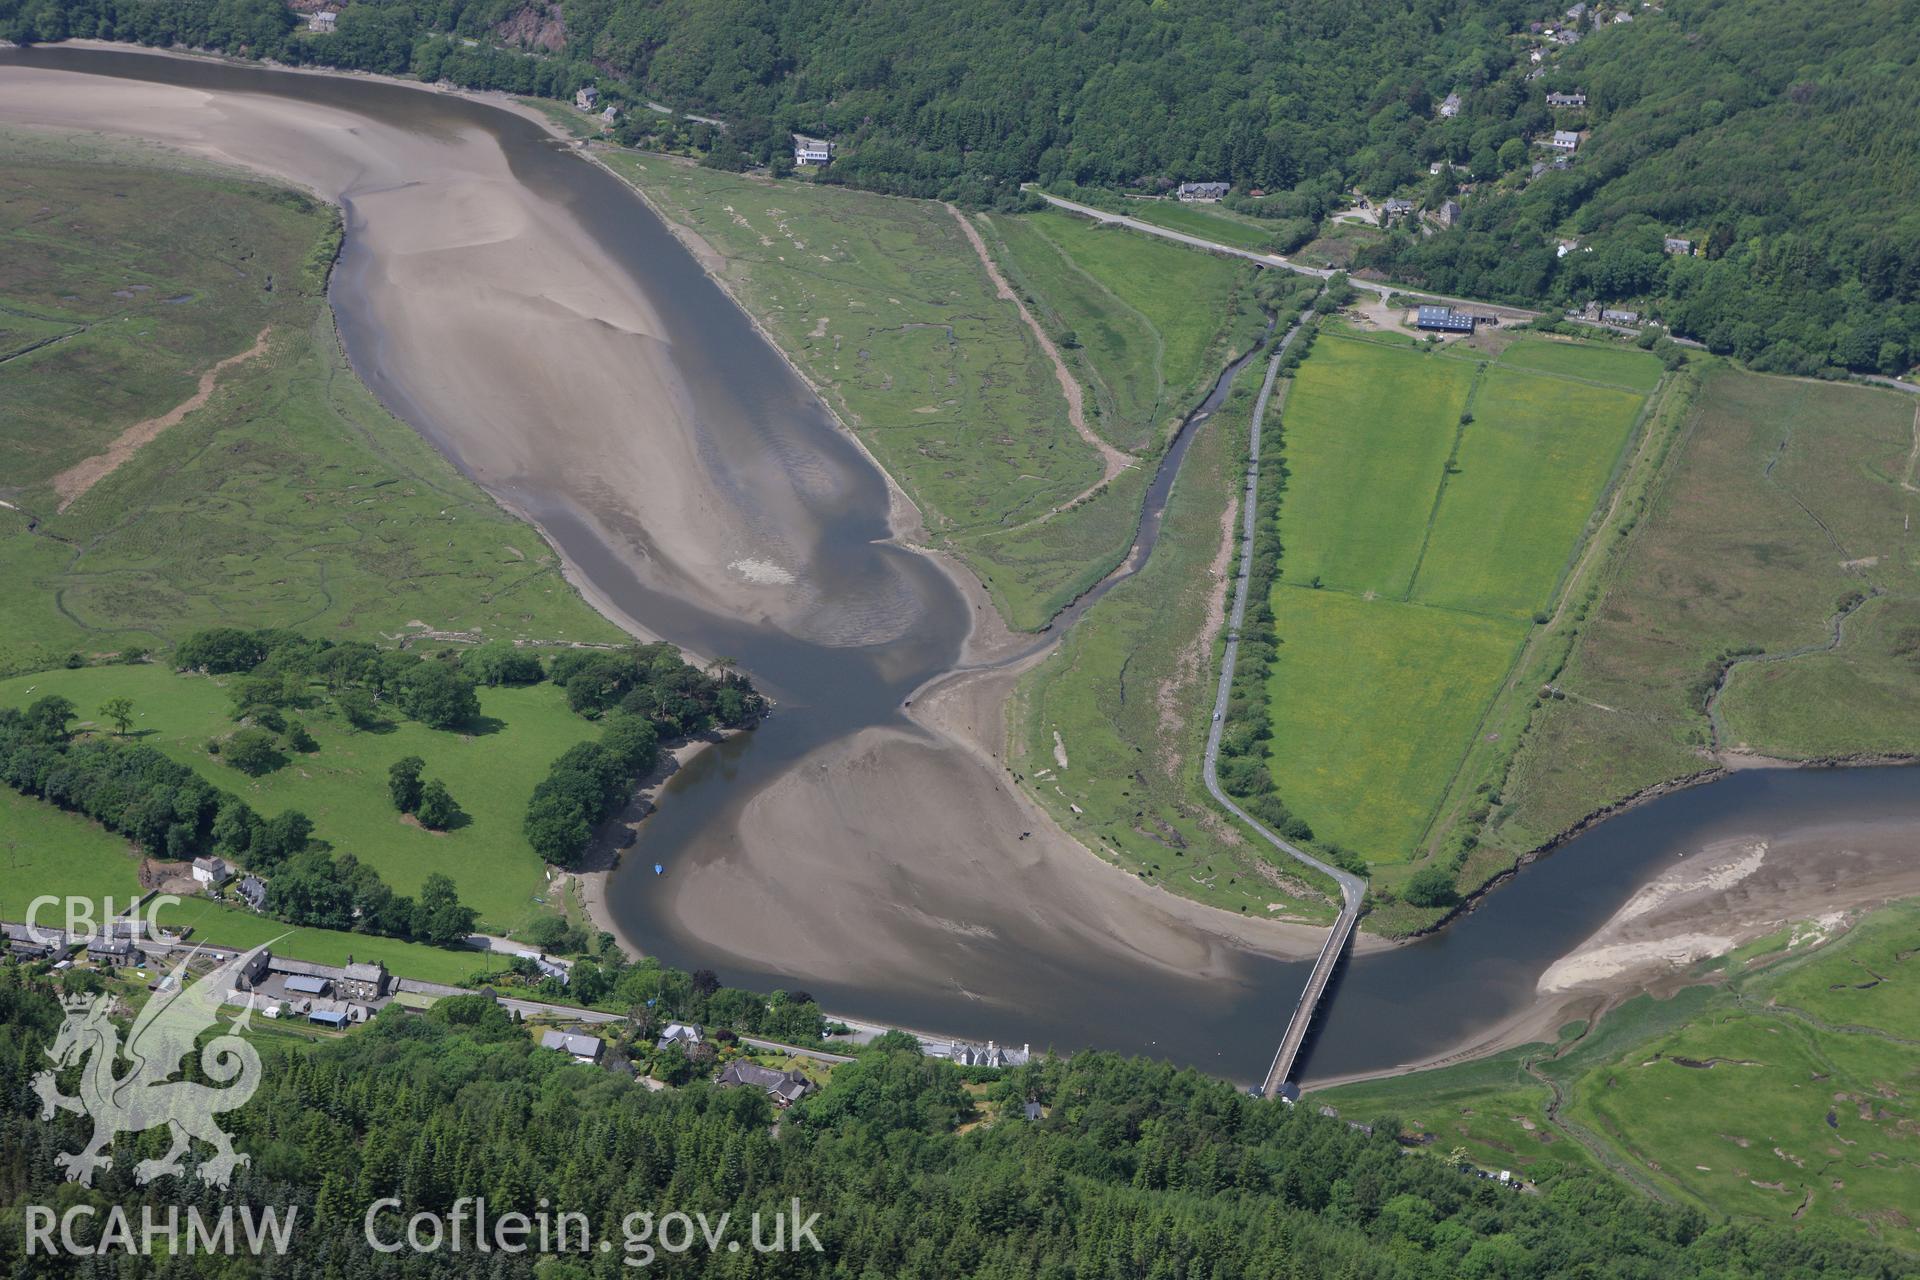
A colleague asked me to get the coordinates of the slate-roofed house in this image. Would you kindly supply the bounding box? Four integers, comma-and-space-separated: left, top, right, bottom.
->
1547, 130, 1580, 152
540, 1030, 604, 1062
656, 1023, 703, 1052
1546, 91, 1587, 108
1176, 181, 1230, 202
1438, 199, 1463, 228
87, 935, 141, 968
1601, 307, 1641, 326
307, 10, 336, 32
1380, 197, 1416, 221
575, 85, 598, 112
340, 961, 390, 1002
1664, 237, 1693, 255
940, 1040, 1032, 1068
793, 134, 835, 166
235, 875, 268, 911
1437, 91, 1462, 118
717, 1061, 814, 1106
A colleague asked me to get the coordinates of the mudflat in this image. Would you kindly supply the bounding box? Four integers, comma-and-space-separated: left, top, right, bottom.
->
0, 61, 809, 637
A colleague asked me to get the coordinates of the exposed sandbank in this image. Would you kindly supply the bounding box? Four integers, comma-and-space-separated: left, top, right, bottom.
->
1309, 819, 1920, 1089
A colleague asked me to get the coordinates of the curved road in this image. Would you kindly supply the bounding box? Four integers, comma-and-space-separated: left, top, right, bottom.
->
1200, 321, 1367, 1098
1032, 190, 1540, 323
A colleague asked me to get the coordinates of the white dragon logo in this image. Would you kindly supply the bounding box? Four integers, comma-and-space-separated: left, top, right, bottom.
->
32, 945, 266, 1188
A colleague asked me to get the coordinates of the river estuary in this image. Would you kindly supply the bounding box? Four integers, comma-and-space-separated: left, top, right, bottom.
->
5, 44, 1915, 1086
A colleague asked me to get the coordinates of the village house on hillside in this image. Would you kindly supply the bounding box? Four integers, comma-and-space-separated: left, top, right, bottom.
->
1176, 181, 1230, 202
192, 855, 234, 887
306, 10, 335, 33
793, 134, 835, 166
1664, 236, 1693, 255
575, 85, 598, 112
1547, 130, 1580, 152
717, 1061, 815, 1106
1438, 91, 1462, 118
236, 874, 268, 911
540, 1029, 604, 1063
1546, 91, 1587, 108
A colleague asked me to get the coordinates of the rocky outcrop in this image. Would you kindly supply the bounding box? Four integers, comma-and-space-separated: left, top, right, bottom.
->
494, 3, 568, 53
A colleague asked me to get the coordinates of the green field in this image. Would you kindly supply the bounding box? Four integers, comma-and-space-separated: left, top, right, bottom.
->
1010, 364, 1338, 920
1319, 898, 1920, 1242
0, 787, 142, 918
0, 786, 498, 985
1412, 366, 1644, 618
1260, 334, 1654, 864
1499, 366, 1920, 850
1277, 338, 1476, 596
0, 142, 621, 678
1492, 336, 1667, 392
0, 664, 591, 932
986, 209, 1262, 450
1265, 590, 1525, 857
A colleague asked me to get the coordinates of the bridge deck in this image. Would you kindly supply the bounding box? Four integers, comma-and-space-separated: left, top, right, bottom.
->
1261, 899, 1358, 1097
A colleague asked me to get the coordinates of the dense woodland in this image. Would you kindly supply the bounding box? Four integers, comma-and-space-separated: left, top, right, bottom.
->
3, 0, 1916, 373
1, 967, 1912, 1276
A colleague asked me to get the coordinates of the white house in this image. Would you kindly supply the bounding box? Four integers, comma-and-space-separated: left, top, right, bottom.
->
793, 134, 835, 166
192, 855, 234, 887
1547, 130, 1580, 152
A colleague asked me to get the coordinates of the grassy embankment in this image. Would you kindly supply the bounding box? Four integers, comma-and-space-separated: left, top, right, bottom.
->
1258, 332, 1656, 900
0, 143, 624, 961
1493, 365, 1920, 853
596, 154, 1263, 628
0, 664, 586, 932
979, 207, 1265, 452
1008, 296, 1339, 922
1317, 898, 1920, 1245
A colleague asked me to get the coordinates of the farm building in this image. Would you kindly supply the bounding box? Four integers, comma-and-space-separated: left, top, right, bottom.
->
1415, 306, 1476, 334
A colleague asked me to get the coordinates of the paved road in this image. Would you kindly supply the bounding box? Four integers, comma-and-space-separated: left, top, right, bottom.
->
1031, 191, 1541, 323
1199, 324, 1367, 1099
